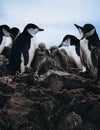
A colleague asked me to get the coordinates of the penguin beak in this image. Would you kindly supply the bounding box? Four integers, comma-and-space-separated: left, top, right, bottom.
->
74, 24, 82, 30
58, 43, 63, 48
38, 28, 44, 31
74, 24, 80, 29
74, 24, 84, 39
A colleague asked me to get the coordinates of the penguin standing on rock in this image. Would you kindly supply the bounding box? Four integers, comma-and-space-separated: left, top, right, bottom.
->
7, 23, 44, 74
0, 25, 11, 54
58, 35, 85, 72
74, 23, 100, 81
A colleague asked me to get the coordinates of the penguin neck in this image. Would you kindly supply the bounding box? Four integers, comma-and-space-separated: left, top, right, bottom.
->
70, 38, 80, 56
71, 38, 80, 46
23, 31, 33, 38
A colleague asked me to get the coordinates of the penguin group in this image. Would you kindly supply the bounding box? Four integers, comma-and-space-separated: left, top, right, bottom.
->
0, 23, 99, 82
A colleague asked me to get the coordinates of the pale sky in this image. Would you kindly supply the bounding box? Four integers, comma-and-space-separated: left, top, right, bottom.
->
0, 0, 100, 48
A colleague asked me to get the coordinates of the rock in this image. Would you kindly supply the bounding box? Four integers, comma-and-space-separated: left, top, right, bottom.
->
0, 94, 11, 108
0, 111, 12, 130
0, 67, 100, 130
56, 111, 82, 130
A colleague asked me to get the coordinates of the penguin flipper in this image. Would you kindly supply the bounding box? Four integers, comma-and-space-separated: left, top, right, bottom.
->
22, 46, 29, 66
31, 49, 38, 71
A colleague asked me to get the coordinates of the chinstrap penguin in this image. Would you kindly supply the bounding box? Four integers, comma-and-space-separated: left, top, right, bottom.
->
0, 25, 11, 54
74, 23, 100, 81
58, 35, 85, 72
7, 23, 44, 74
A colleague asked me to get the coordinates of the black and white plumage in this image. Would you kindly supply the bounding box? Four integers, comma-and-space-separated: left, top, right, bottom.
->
0, 25, 11, 54
7, 23, 44, 74
10, 27, 20, 41
1, 27, 20, 59
58, 35, 85, 71
74, 23, 100, 80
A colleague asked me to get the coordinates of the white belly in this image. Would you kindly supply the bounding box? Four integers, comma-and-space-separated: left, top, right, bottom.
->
20, 53, 25, 73
20, 37, 36, 73
0, 36, 6, 54
80, 39, 93, 70
5, 36, 13, 48
67, 46, 84, 70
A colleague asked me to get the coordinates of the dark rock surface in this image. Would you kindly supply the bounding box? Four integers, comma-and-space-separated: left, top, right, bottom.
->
0, 65, 100, 130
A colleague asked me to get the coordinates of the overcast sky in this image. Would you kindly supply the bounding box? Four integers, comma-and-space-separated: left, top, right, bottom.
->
0, 0, 100, 48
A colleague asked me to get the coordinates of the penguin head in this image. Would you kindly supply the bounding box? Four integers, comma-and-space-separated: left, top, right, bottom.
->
24, 23, 44, 37
0, 25, 11, 37
49, 45, 58, 57
74, 23, 96, 39
38, 42, 46, 51
58, 35, 71, 48
10, 27, 20, 39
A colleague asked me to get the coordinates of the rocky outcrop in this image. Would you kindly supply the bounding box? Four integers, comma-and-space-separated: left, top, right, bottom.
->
0, 54, 100, 130
0, 69, 100, 130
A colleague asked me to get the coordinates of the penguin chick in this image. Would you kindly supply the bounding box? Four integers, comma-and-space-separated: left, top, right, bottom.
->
49, 45, 68, 71
7, 23, 44, 74
60, 48, 76, 68
31, 42, 48, 72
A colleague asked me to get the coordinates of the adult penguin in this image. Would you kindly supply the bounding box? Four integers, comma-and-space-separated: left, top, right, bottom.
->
7, 23, 44, 74
58, 35, 85, 72
74, 23, 100, 81
1, 27, 20, 59
0, 24, 11, 54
